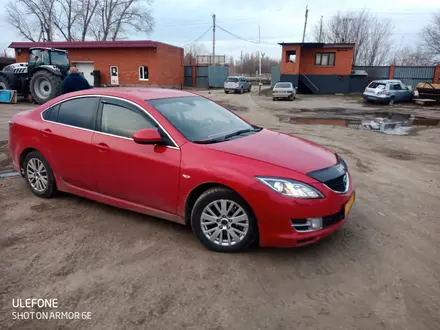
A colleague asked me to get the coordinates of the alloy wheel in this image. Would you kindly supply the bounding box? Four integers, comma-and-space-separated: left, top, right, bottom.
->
26, 158, 48, 192
200, 199, 249, 246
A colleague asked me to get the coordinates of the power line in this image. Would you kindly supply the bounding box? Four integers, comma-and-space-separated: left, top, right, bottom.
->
216, 24, 260, 44
182, 26, 212, 47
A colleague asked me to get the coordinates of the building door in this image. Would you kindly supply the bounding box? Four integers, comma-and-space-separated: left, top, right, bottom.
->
110, 66, 119, 85
74, 62, 95, 86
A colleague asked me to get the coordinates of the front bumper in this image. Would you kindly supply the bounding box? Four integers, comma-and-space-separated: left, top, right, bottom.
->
247, 177, 354, 248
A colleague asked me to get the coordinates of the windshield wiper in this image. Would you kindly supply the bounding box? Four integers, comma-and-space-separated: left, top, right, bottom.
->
193, 137, 226, 144
224, 127, 261, 139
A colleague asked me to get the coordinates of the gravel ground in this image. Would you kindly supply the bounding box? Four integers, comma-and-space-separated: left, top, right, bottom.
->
1, 91, 440, 330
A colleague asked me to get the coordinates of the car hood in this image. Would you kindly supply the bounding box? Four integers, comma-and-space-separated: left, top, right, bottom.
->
205, 129, 337, 174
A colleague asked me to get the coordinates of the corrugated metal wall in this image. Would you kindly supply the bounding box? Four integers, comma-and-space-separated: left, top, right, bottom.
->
196, 66, 209, 87
184, 66, 193, 87
394, 66, 435, 89
271, 65, 280, 87
353, 66, 389, 79
208, 66, 228, 87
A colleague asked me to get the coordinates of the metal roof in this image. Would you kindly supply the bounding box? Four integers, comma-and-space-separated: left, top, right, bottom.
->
278, 42, 355, 48
9, 40, 157, 49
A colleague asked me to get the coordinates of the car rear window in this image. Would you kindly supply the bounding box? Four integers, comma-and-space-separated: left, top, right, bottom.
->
368, 82, 386, 89
275, 83, 292, 88
226, 78, 239, 82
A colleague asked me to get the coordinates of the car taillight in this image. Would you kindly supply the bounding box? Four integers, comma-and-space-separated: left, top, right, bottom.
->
378, 90, 389, 95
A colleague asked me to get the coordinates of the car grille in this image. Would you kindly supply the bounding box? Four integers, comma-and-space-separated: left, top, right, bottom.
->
322, 210, 344, 228
323, 173, 348, 193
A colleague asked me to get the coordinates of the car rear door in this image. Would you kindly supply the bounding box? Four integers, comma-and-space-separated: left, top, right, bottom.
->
92, 97, 181, 214
40, 96, 99, 191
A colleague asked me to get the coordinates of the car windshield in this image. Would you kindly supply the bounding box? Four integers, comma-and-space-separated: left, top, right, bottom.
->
226, 78, 239, 82
275, 83, 291, 88
51, 51, 69, 66
147, 96, 256, 143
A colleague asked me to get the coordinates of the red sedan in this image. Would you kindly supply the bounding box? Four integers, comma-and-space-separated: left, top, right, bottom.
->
8, 88, 355, 252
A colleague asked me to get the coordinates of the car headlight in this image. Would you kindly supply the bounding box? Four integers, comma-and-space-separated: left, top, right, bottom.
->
256, 177, 323, 198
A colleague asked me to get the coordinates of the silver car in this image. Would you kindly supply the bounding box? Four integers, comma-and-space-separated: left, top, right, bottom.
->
363, 80, 413, 105
272, 82, 296, 101
224, 76, 252, 94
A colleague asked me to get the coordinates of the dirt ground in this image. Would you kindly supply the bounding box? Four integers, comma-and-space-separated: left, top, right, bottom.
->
1, 91, 440, 330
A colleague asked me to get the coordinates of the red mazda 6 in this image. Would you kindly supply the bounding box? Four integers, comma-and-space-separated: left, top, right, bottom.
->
8, 88, 355, 252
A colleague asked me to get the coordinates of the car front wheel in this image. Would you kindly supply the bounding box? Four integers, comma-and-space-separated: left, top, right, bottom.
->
191, 187, 258, 252
23, 151, 57, 198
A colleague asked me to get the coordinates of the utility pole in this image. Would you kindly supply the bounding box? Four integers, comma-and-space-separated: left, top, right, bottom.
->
212, 14, 216, 65
258, 25, 261, 77
302, 5, 309, 43
240, 50, 243, 75
319, 16, 323, 42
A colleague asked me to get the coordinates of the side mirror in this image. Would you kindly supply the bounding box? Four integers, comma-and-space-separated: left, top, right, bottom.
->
133, 128, 162, 144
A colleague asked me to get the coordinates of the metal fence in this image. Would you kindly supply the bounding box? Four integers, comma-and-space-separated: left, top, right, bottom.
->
271, 65, 280, 87
184, 66, 193, 87
208, 66, 228, 88
394, 66, 436, 89
353, 66, 389, 80
196, 66, 209, 87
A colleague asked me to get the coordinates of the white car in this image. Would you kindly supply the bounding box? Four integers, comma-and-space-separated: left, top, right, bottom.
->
272, 82, 296, 101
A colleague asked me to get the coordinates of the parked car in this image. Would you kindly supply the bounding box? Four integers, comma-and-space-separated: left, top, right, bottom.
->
272, 82, 297, 101
9, 88, 354, 252
224, 76, 251, 94
363, 80, 414, 105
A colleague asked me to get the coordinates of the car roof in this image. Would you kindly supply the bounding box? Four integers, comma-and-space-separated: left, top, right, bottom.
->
275, 82, 292, 84
57, 87, 198, 102
371, 80, 402, 83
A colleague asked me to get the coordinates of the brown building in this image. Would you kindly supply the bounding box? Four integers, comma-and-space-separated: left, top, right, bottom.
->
9, 41, 184, 88
279, 42, 355, 94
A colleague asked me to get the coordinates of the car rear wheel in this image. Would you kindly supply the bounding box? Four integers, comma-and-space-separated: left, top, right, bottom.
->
388, 97, 395, 106
191, 187, 258, 252
23, 151, 57, 198
239, 87, 244, 94
273, 97, 277, 101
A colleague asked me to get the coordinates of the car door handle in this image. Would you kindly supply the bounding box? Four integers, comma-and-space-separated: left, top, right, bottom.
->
95, 143, 109, 151
42, 128, 52, 137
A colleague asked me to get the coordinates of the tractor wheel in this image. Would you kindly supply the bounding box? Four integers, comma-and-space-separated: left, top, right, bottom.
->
30, 71, 62, 104
0, 75, 14, 90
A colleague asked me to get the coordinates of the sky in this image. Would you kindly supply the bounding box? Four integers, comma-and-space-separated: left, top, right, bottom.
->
0, 0, 439, 60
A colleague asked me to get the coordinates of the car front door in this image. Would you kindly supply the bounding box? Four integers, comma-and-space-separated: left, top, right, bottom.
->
92, 97, 181, 214
40, 96, 99, 191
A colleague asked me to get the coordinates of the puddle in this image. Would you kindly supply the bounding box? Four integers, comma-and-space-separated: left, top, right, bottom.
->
279, 113, 440, 135
0, 170, 20, 179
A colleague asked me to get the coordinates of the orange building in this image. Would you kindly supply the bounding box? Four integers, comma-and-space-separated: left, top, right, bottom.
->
9, 41, 184, 88
279, 42, 355, 94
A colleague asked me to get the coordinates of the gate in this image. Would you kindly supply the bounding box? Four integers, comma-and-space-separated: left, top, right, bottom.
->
271, 65, 280, 87
394, 66, 436, 89
208, 66, 228, 87
196, 66, 209, 87
184, 66, 193, 87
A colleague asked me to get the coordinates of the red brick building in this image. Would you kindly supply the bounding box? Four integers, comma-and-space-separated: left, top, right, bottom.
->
9, 40, 184, 88
279, 42, 355, 94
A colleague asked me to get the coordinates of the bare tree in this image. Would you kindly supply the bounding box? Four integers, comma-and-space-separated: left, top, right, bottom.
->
391, 45, 434, 66
422, 12, 440, 60
312, 10, 392, 66
184, 43, 208, 65
90, 0, 154, 41
7, 0, 154, 42
7, 0, 57, 42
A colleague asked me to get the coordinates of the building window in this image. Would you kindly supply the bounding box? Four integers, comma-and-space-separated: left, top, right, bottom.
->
315, 52, 335, 66
139, 66, 149, 81
286, 50, 296, 63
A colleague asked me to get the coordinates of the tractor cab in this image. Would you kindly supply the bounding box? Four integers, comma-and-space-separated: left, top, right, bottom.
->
27, 48, 70, 77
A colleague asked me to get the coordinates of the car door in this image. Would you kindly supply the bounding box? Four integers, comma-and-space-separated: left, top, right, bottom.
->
40, 96, 99, 191
92, 97, 181, 214
401, 83, 413, 101
390, 83, 404, 101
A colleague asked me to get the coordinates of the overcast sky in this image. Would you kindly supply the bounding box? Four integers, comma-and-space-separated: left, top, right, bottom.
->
0, 0, 438, 60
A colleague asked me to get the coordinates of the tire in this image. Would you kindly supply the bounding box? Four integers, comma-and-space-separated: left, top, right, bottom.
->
240, 87, 244, 94
30, 70, 62, 104
23, 151, 57, 198
289, 94, 294, 101
0, 74, 14, 90
388, 97, 395, 106
191, 187, 258, 253
273, 97, 277, 101
224, 90, 228, 94
248, 86, 252, 92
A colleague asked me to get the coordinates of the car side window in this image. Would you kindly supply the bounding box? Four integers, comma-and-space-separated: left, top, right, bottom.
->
100, 102, 155, 138
57, 97, 98, 130
391, 84, 402, 90
42, 104, 60, 122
